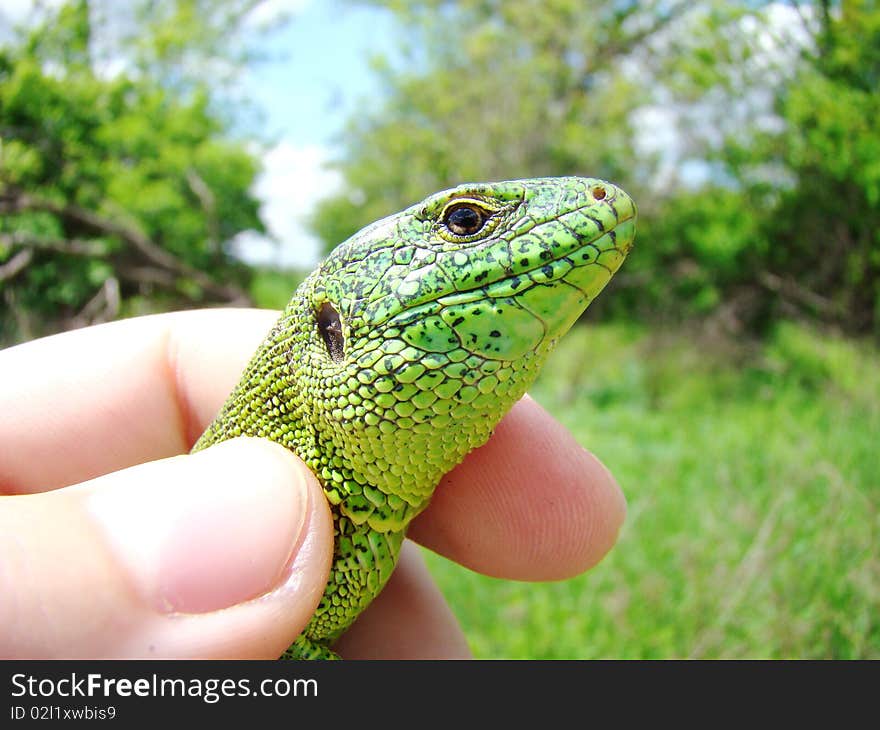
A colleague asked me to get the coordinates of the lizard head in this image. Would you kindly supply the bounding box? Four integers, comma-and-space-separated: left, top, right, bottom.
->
197, 177, 634, 528
309, 176, 635, 366
283, 177, 636, 520
209, 177, 638, 528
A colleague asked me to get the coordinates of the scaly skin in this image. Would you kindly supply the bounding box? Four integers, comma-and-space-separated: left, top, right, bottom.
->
192, 176, 636, 659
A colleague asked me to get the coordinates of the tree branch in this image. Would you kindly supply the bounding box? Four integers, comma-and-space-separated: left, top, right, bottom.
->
758, 271, 843, 315
0, 249, 34, 282
592, 1, 691, 69
0, 191, 179, 268
0, 187, 250, 304
68, 276, 121, 329
0, 231, 108, 257
186, 168, 220, 254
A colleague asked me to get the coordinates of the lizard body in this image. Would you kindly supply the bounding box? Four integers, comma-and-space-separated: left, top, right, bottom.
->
192, 176, 636, 658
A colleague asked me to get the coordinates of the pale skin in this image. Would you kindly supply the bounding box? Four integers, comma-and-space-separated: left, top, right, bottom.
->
0, 308, 626, 659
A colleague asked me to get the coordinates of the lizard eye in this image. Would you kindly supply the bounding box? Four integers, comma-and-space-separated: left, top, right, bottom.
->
316, 301, 344, 363
443, 204, 487, 236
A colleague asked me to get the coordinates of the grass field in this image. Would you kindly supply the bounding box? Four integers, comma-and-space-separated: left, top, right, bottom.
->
422, 321, 879, 658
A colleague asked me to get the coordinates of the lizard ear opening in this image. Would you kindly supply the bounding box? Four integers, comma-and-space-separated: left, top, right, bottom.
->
316, 301, 345, 363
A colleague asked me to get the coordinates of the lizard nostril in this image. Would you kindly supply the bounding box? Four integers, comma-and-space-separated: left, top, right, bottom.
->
591, 185, 607, 201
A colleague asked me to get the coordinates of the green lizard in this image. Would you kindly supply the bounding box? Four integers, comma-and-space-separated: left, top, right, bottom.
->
192, 176, 636, 659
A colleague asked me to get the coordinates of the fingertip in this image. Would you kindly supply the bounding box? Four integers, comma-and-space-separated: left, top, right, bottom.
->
409, 396, 627, 581
545, 443, 626, 578
0, 437, 333, 658
88, 437, 321, 615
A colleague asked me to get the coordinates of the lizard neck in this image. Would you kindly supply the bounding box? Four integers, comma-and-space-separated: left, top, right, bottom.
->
194, 294, 549, 533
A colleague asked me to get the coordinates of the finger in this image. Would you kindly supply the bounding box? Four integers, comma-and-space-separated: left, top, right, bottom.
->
0, 308, 278, 494
2, 310, 624, 583
0, 438, 333, 658
407, 395, 627, 582
332, 541, 471, 659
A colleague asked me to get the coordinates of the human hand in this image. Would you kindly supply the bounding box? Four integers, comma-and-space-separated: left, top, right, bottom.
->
0, 310, 625, 658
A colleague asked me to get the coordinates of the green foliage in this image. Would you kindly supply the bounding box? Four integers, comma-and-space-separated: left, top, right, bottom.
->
0, 0, 270, 344
249, 267, 306, 310
424, 322, 880, 658
616, 187, 766, 320
648, 0, 880, 333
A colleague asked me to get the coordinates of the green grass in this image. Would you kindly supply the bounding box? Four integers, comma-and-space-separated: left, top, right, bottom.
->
249, 268, 307, 310
422, 321, 880, 658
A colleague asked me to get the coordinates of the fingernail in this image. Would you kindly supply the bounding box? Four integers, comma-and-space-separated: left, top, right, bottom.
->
87, 438, 309, 614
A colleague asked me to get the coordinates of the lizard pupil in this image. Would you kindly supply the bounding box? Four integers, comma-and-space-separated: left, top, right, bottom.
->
316, 301, 344, 362
444, 205, 485, 236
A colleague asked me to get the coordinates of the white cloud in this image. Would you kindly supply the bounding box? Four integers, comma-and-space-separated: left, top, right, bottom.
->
0, 0, 62, 38
627, 1, 815, 190
0, 0, 29, 24
0, 0, 54, 23
244, 0, 314, 29
231, 140, 343, 270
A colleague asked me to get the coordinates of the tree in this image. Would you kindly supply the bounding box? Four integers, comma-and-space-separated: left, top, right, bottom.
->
647, 0, 880, 334
311, 0, 689, 256
0, 0, 275, 344
743, 0, 880, 333
313, 0, 880, 336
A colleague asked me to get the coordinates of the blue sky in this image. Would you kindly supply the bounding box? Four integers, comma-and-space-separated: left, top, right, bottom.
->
234, 0, 401, 269
246, 0, 398, 148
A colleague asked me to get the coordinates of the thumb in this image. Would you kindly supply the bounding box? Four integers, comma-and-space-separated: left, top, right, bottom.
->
0, 437, 333, 658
